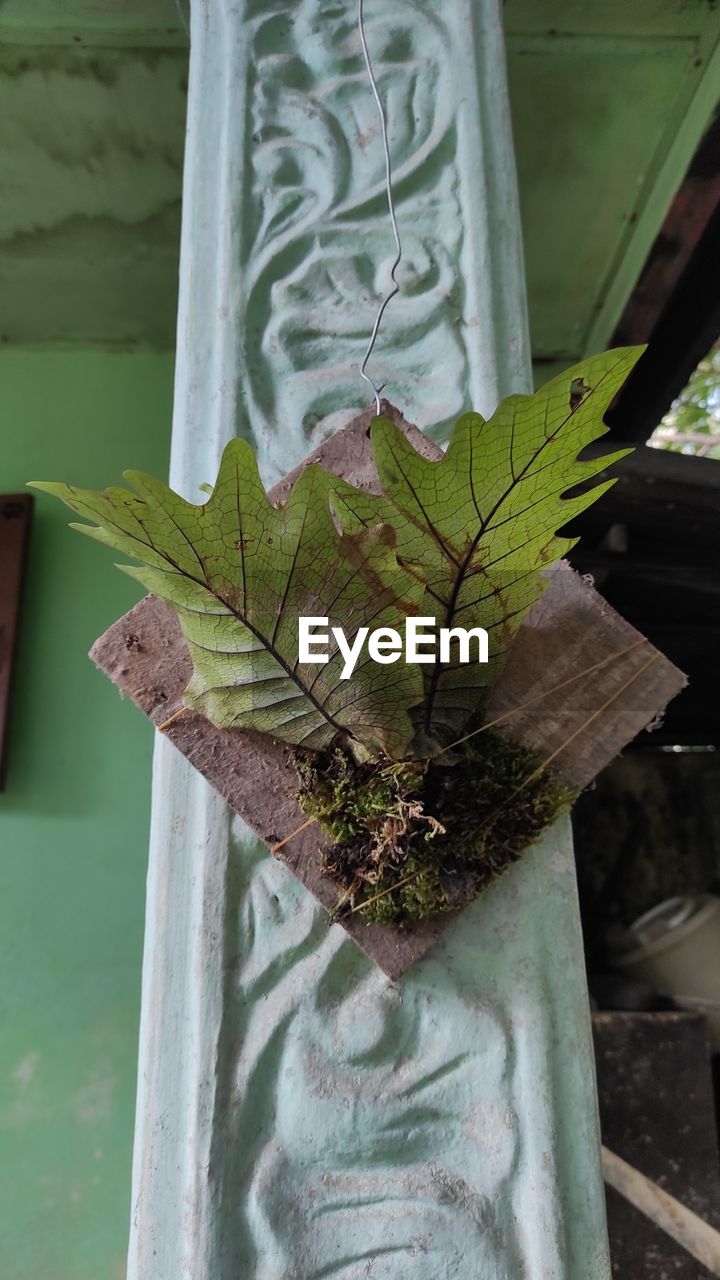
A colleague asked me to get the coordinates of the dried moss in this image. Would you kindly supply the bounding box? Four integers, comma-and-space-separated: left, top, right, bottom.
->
296, 731, 577, 926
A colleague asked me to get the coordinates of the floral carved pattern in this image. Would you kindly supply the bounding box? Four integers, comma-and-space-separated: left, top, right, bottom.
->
133, 3, 609, 1277
207, 827, 528, 1279
239, 0, 469, 478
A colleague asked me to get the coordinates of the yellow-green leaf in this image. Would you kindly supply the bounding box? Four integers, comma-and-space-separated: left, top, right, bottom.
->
30, 442, 425, 759
331, 347, 642, 746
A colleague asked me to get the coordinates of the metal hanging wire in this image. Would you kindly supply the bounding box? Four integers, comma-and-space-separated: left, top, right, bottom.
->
357, 0, 403, 413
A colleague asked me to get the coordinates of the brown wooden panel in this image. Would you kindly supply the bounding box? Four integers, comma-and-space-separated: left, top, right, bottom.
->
0, 493, 32, 789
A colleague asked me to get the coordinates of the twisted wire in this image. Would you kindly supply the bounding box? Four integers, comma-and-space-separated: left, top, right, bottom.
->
357, 0, 403, 413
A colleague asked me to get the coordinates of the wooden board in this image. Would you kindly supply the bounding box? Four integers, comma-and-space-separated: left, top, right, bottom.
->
90, 406, 686, 977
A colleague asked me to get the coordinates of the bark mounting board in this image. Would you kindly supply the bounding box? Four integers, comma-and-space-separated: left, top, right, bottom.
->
90, 406, 686, 978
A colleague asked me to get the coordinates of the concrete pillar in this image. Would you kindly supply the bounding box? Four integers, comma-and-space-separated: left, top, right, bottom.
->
129, 2, 611, 1276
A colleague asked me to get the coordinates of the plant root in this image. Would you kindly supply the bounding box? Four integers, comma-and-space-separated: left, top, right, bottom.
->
295, 730, 577, 926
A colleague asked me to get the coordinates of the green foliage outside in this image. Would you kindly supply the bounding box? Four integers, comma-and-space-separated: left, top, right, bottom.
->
649, 342, 720, 459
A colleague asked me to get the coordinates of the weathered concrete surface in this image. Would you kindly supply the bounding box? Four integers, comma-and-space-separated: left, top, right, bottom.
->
128, 2, 614, 1277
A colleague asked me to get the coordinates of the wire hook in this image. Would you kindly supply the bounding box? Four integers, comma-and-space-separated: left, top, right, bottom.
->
357, 0, 403, 414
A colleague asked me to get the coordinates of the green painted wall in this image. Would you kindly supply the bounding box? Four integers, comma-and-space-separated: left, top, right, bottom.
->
0, 350, 172, 1280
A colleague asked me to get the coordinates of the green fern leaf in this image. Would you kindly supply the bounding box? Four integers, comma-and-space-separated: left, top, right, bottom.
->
30, 441, 425, 759
331, 348, 642, 745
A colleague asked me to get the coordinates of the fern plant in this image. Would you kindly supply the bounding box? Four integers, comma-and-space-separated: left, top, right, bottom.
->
32, 348, 641, 923
32, 348, 638, 761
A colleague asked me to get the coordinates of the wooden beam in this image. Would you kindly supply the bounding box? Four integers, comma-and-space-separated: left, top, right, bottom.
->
614, 108, 720, 351
607, 201, 720, 444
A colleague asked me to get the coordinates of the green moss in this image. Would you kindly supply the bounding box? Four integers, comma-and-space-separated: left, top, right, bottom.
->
296, 750, 424, 846
296, 731, 577, 926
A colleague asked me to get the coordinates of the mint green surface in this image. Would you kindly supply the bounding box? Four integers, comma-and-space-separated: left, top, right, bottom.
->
1, 2, 719, 1277
506, 0, 720, 362
0, 350, 171, 1280
125, 3, 610, 1277
2, 3, 719, 369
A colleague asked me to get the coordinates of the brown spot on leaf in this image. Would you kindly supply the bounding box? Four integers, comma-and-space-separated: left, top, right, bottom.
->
570, 378, 591, 413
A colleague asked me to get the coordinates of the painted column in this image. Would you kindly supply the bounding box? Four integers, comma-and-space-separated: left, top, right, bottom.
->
129, 2, 611, 1277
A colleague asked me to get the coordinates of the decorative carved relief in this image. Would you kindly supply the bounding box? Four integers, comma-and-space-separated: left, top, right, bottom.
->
241, 0, 469, 476
202, 816, 597, 1278
130, 3, 610, 1277
211, 830, 525, 1278
194, 7, 541, 1271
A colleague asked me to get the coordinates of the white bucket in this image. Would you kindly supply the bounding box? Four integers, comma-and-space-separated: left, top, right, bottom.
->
612, 895, 720, 1051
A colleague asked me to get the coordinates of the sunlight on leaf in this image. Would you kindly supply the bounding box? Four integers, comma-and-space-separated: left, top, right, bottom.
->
649, 342, 720, 459
331, 347, 642, 746
30, 443, 425, 759
31, 348, 642, 761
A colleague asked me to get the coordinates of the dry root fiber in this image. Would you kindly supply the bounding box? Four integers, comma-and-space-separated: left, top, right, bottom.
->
296, 730, 577, 926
